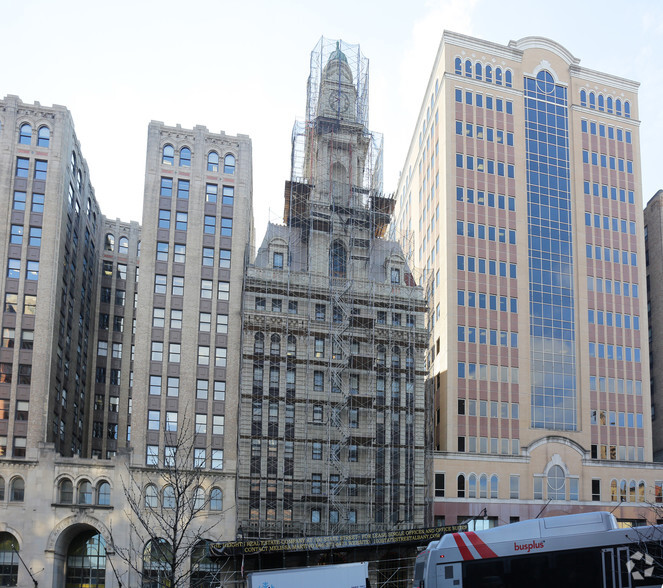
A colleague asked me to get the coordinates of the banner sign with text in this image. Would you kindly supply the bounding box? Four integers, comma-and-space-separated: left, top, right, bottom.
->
209, 524, 467, 557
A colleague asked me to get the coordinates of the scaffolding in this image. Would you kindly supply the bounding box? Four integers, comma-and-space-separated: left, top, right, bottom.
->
236, 37, 429, 562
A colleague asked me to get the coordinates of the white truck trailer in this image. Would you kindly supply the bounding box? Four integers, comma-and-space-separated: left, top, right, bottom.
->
247, 561, 369, 588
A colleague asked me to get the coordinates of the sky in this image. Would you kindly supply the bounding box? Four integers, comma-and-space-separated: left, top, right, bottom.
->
3, 0, 663, 243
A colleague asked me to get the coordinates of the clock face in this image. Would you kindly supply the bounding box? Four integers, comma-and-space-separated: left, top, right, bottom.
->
329, 91, 350, 114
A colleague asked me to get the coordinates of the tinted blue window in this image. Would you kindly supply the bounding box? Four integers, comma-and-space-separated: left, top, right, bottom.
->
524, 70, 576, 431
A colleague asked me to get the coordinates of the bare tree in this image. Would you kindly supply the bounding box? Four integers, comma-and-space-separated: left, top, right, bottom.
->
111, 412, 225, 587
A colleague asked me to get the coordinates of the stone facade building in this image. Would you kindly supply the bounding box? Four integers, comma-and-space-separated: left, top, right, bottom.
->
236, 38, 429, 537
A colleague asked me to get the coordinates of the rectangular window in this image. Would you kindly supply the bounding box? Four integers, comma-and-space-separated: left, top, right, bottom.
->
211, 449, 223, 469
166, 411, 178, 431
177, 179, 190, 199
147, 410, 160, 430
212, 415, 224, 435
201, 279, 213, 299
510, 475, 519, 499
198, 345, 210, 365
172, 276, 184, 296
158, 209, 170, 228
167, 377, 179, 397
214, 381, 226, 400
215, 347, 227, 367
169, 343, 181, 363
219, 249, 231, 268
195, 413, 207, 434
146, 445, 158, 466
160, 177, 173, 196
222, 186, 234, 204
149, 375, 161, 395
204, 216, 216, 235
221, 218, 232, 236
34, 160, 48, 180
435, 473, 445, 497
205, 183, 217, 202
216, 314, 228, 334
175, 212, 188, 231
218, 281, 230, 300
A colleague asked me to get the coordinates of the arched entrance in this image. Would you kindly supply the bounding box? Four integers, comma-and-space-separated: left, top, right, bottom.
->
65, 530, 106, 587
0, 532, 19, 586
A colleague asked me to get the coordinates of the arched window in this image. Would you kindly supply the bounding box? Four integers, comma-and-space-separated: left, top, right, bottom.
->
598, 94, 605, 111
118, 237, 129, 255
207, 151, 219, 172
468, 474, 477, 498
143, 538, 172, 587
377, 345, 386, 367
179, 146, 191, 167
254, 332, 264, 355
638, 481, 646, 502
78, 480, 93, 504
505, 70, 512, 88
610, 479, 618, 501
391, 346, 401, 369
104, 233, 115, 251
485, 65, 492, 83
224, 153, 236, 174
620, 479, 627, 502
624, 101, 631, 118
330, 240, 347, 278
475, 62, 482, 81
479, 474, 488, 498
490, 474, 498, 498
78, 170, 83, 191
547, 465, 565, 500
629, 480, 636, 503
406, 348, 414, 371
19, 123, 32, 144
145, 484, 158, 508
37, 125, 50, 147
137, 240, 141, 257
191, 540, 221, 587
616, 99, 622, 115
66, 531, 106, 587
457, 474, 465, 498
0, 533, 19, 586
589, 92, 596, 109
607, 96, 613, 113
454, 57, 462, 75
59, 478, 73, 503
495, 67, 503, 85
162, 485, 175, 509
162, 144, 174, 165
193, 486, 205, 510
70, 151, 77, 173
464, 59, 472, 78
9, 478, 24, 502
0, 476, 4, 501
210, 487, 223, 510
287, 335, 296, 357
580, 89, 587, 106
97, 481, 111, 506
270, 334, 280, 356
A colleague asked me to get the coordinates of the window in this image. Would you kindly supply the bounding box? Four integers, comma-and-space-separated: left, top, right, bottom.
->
222, 185, 234, 204
1, 328, 14, 348
435, 473, 445, 497
146, 445, 158, 466
198, 345, 210, 365
9, 224, 23, 244
12, 191, 26, 210
205, 183, 217, 203
216, 314, 228, 334
97, 482, 111, 506
214, 381, 225, 401
148, 410, 160, 430
26, 261, 39, 280
167, 377, 179, 397
9, 477, 24, 500
175, 212, 188, 231
220, 218, 232, 236
158, 209, 171, 229
16, 158, 29, 178
391, 268, 401, 284
162, 144, 174, 165
7, 259, 20, 279
207, 151, 219, 172
204, 216, 215, 235
173, 243, 186, 263
219, 249, 231, 268
273, 252, 284, 269
218, 281, 230, 300
224, 153, 236, 174
330, 241, 347, 277
59, 479, 74, 503
314, 337, 325, 358
156, 241, 169, 261
194, 449, 206, 468
177, 179, 189, 199
145, 484, 158, 508
28, 227, 41, 247
212, 415, 224, 435
211, 449, 223, 469
19, 123, 32, 144
179, 147, 191, 167
201, 279, 213, 299
315, 304, 326, 321
169, 343, 181, 363
312, 442, 322, 460
210, 488, 223, 510
547, 465, 565, 500
33, 159, 47, 180
172, 276, 184, 296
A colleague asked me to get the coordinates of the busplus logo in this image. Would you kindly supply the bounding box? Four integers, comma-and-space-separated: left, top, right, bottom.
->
513, 540, 544, 553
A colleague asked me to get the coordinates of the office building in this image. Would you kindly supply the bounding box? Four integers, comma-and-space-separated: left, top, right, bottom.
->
236, 38, 429, 538
392, 32, 659, 526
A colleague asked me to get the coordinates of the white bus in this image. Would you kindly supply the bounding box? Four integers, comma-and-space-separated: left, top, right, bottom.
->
413, 511, 663, 587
